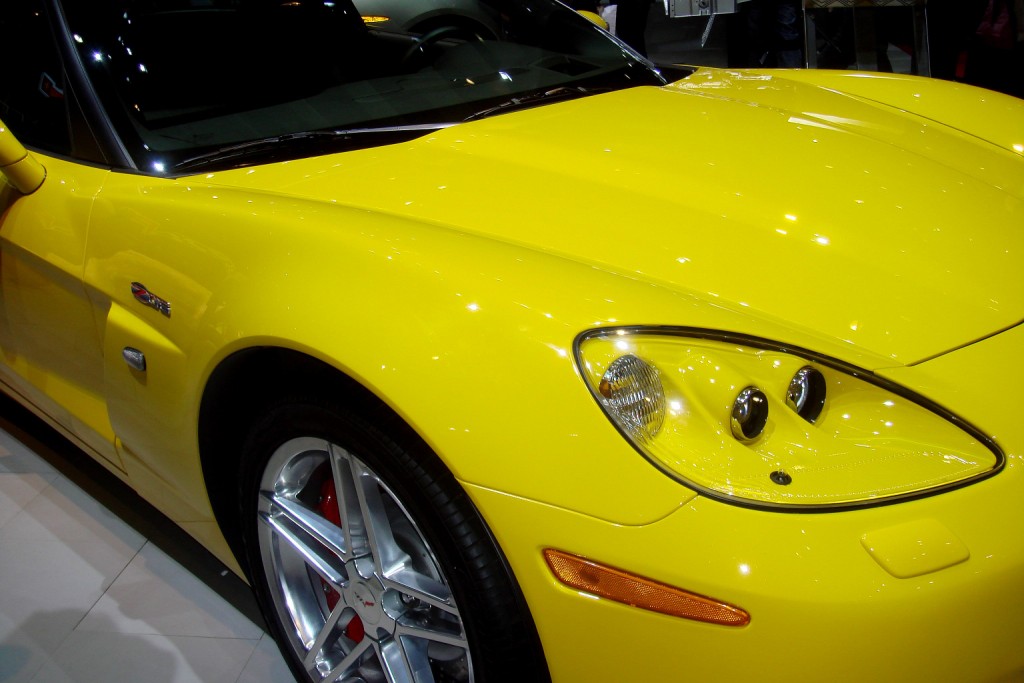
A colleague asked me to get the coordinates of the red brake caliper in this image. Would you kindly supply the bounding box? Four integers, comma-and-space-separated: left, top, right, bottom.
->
318, 478, 365, 643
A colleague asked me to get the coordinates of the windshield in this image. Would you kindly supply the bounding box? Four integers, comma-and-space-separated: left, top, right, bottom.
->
60, 0, 665, 172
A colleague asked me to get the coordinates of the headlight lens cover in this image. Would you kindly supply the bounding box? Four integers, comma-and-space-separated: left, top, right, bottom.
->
597, 354, 665, 443
576, 328, 1002, 509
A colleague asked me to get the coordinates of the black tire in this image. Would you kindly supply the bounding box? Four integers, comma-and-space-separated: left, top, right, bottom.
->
239, 396, 549, 683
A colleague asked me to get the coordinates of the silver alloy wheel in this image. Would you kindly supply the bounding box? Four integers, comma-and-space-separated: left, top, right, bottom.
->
257, 436, 473, 682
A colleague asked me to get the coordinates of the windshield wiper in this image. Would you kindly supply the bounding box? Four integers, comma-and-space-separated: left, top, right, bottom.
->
171, 123, 455, 172
463, 86, 605, 122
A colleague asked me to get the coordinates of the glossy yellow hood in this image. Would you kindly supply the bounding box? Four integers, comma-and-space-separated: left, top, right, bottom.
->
210, 69, 1024, 366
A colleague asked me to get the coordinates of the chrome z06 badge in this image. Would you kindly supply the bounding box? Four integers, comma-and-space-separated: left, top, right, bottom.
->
131, 282, 171, 317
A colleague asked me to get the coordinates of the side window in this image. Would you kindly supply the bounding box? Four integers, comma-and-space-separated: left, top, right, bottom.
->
0, 0, 72, 155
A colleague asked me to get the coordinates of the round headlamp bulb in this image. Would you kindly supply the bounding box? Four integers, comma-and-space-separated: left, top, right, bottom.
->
598, 354, 665, 442
731, 386, 768, 442
786, 366, 826, 423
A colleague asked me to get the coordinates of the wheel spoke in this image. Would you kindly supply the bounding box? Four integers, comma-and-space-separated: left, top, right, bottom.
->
329, 445, 372, 562
331, 445, 412, 577
259, 496, 346, 586
383, 571, 457, 616
377, 637, 434, 683
323, 637, 374, 682
301, 603, 350, 672
357, 475, 412, 577
396, 621, 468, 652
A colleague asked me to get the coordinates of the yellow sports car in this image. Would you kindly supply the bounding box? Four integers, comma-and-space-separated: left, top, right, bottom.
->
1, 0, 1022, 680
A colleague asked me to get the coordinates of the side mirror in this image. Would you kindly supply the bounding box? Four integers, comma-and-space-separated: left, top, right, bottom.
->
577, 9, 610, 31
0, 120, 45, 194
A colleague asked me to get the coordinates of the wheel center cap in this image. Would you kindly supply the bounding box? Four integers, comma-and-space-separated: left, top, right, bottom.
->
349, 581, 383, 626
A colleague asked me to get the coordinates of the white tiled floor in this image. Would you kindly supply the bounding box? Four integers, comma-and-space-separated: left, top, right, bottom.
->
0, 403, 296, 683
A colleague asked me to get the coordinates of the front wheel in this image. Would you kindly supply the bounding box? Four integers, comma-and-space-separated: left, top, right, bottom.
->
240, 399, 548, 683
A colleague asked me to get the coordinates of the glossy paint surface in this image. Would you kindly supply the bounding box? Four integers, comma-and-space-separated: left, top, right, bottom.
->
0, 68, 1022, 680
219, 69, 1024, 367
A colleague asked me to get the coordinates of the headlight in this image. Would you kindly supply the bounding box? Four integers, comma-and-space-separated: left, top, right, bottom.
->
597, 354, 665, 443
575, 328, 1002, 509
785, 366, 826, 423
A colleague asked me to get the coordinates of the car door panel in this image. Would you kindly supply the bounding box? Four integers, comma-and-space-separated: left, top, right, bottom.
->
0, 154, 121, 467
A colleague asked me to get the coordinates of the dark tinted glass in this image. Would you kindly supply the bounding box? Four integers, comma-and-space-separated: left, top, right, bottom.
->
60, 0, 663, 172
0, 0, 71, 154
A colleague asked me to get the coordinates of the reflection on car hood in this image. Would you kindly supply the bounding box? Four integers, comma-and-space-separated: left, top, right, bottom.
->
211, 68, 1024, 366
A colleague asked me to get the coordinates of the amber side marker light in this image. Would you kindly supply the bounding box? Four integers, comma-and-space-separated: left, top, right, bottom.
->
543, 549, 750, 627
